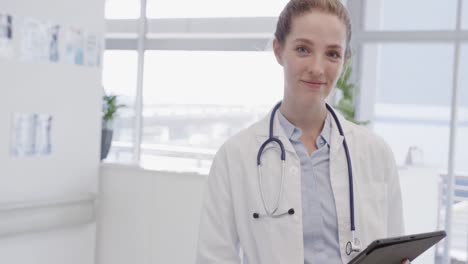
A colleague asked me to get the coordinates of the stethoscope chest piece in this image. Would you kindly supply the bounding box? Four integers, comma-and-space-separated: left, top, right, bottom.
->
346, 236, 362, 255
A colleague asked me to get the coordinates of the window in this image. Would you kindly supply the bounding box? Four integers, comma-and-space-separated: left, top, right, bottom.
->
104, 0, 282, 167
146, 0, 288, 18
364, 0, 458, 31
105, 0, 141, 19
361, 43, 454, 169
375, 44, 454, 106
141, 50, 282, 173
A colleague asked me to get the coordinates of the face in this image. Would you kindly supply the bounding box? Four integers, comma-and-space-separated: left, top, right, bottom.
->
274, 11, 347, 107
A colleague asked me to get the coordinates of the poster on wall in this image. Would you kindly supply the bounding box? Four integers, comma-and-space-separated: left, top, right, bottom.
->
85, 32, 101, 67
21, 18, 60, 63
21, 18, 49, 62
10, 113, 53, 157
0, 13, 13, 58
65, 26, 84, 65
48, 24, 60, 62
34, 114, 53, 155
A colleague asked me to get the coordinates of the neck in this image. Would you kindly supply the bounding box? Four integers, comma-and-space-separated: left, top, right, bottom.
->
279, 100, 328, 136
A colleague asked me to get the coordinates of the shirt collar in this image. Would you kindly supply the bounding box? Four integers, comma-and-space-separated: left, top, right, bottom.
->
277, 110, 300, 140
320, 112, 332, 146
277, 109, 331, 146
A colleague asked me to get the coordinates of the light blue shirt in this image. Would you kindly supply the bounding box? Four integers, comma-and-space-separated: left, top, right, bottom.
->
278, 111, 342, 264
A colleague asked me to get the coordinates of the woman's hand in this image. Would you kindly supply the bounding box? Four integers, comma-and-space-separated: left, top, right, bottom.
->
401, 259, 410, 264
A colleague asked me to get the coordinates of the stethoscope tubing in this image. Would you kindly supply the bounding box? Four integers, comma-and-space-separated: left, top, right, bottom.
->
257, 102, 285, 166
325, 103, 356, 232
255, 101, 359, 254
257, 160, 285, 216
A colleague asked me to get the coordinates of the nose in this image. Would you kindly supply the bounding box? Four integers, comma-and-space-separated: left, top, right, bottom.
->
306, 54, 325, 77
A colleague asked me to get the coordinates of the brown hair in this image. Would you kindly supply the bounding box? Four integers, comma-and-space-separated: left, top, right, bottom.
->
274, 0, 352, 59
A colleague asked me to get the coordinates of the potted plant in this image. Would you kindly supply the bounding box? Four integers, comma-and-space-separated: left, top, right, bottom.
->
101, 94, 126, 160
334, 63, 369, 125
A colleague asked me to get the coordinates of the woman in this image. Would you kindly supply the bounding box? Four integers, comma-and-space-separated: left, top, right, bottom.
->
197, 0, 409, 263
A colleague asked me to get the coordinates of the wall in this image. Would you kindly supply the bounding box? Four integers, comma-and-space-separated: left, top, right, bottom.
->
399, 166, 440, 264
97, 164, 206, 264
0, 0, 104, 263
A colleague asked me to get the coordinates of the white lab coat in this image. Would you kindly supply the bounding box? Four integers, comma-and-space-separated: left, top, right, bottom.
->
196, 107, 404, 264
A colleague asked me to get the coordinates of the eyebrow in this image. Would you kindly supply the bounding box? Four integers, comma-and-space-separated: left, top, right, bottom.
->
293, 38, 343, 50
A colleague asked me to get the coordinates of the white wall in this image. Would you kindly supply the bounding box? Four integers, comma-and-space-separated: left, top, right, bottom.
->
97, 164, 206, 264
0, 225, 96, 264
0, 0, 104, 263
399, 166, 440, 264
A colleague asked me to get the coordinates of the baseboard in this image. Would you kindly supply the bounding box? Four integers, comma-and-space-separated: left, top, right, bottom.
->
0, 193, 97, 237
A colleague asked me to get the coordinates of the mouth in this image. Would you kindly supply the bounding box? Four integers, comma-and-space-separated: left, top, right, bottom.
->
301, 80, 327, 89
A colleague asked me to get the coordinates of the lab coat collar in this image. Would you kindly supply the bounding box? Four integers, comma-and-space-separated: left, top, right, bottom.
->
329, 107, 352, 162
253, 106, 296, 155
253, 104, 353, 159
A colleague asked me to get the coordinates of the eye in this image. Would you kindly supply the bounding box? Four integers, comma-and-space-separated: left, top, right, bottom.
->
327, 51, 341, 59
296, 46, 309, 55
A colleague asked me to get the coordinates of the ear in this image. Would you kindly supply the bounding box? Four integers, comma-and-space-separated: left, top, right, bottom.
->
273, 39, 284, 66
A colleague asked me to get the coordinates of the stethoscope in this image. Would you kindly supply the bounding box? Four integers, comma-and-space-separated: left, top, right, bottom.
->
253, 101, 361, 256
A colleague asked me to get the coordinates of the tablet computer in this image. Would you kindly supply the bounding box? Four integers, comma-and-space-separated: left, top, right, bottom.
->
347, 230, 446, 264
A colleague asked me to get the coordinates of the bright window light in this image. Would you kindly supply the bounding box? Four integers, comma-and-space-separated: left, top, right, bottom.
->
105, 0, 141, 19
365, 0, 458, 31
140, 50, 283, 172
146, 0, 288, 18
362, 43, 454, 170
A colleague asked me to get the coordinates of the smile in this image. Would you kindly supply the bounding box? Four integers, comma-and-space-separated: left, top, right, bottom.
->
301, 80, 326, 89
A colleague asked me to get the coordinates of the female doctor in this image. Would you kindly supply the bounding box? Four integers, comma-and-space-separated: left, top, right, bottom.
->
197, 0, 409, 263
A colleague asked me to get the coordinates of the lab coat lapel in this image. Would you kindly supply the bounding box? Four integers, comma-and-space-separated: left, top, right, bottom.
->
328, 109, 354, 263
329, 109, 346, 162
253, 107, 304, 263
253, 107, 300, 217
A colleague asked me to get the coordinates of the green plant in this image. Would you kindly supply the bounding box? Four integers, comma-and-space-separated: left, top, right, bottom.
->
102, 94, 126, 124
335, 63, 369, 125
